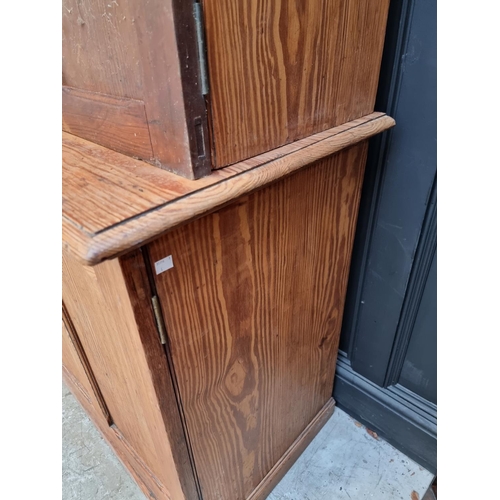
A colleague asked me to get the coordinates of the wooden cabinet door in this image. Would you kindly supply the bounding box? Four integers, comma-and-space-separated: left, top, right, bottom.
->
148, 146, 368, 499
203, 0, 390, 167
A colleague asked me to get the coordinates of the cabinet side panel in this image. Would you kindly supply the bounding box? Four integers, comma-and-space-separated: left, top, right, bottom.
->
149, 145, 367, 499
62, 317, 109, 422
62, 250, 195, 500
203, 0, 389, 167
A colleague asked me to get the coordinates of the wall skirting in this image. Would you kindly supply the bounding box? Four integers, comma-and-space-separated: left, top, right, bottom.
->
334, 353, 436, 474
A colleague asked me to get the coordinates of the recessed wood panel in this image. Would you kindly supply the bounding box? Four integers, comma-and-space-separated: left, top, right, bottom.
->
62, 316, 109, 421
62, 0, 212, 178
62, 87, 153, 159
149, 145, 368, 499
62, 0, 143, 99
203, 0, 390, 167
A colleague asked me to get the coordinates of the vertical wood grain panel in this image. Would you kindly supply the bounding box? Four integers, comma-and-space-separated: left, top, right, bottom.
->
62, 317, 110, 423
62, 303, 112, 424
127, 0, 212, 178
63, 319, 93, 402
62, 249, 198, 500
149, 145, 368, 499
203, 0, 390, 167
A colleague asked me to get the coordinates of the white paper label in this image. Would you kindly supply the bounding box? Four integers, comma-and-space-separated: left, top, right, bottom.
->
154, 255, 174, 275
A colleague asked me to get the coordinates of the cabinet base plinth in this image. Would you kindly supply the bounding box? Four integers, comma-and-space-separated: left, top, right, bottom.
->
248, 398, 336, 500
63, 370, 172, 500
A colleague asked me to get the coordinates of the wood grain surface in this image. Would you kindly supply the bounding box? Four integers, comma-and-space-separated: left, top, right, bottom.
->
62, 86, 153, 159
62, 113, 395, 264
63, 373, 183, 500
127, 0, 212, 178
62, 0, 211, 178
63, 320, 94, 405
202, 0, 390, 167
62, 0, 143, 99
118, 250, 202, 499
247, 399, 335, 500
148, 147, 368, 499
62, 303, 111, 424
62, 249, 199, 500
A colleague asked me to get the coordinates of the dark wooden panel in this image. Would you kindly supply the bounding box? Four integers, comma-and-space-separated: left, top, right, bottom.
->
394, 204, 437, 403
128, 0, 211, 178
334, 354, 437, 474
62, 0, 143, 98
62, 87, 153, 160
203, 0, 390, 167
62, 0, 211, 179
149, 146, 368, 500
398, 250, 437, 403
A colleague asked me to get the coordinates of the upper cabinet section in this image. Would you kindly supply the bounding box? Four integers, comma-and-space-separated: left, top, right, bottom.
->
62, 0, 390, 179
62, 0, 211, 179
203, 0, 390, 168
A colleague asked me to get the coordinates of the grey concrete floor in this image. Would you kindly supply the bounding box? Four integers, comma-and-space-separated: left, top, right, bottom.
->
63, 383, 434, 500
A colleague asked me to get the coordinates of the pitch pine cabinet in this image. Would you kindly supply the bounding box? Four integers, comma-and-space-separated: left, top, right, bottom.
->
62, 113, 394, 500
62, 1, 394, 499
62, 0, 390, 178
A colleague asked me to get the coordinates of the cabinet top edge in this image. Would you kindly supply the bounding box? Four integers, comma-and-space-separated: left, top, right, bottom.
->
62, 112, 395, 266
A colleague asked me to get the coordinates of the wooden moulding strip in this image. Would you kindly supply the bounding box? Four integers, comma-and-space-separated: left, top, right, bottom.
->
65, 113, 395, 265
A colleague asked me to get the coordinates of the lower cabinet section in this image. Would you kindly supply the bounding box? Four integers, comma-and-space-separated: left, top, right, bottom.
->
62, 147, 367, 500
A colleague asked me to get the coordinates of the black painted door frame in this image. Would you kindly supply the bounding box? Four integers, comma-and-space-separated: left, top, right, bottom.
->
334, 0, 437, 473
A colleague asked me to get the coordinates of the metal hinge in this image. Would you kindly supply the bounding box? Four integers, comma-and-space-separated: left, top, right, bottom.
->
151, 295, 168, 345
194, 2, 209, 96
